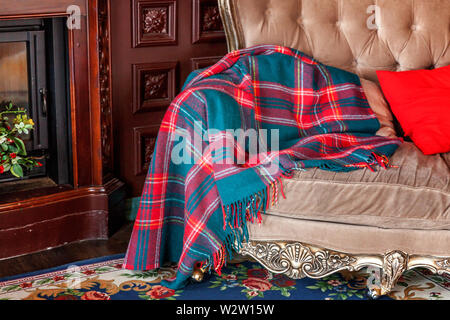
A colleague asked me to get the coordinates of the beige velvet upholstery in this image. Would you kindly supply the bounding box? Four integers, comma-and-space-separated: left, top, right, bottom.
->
444, 152, 450, 168
226, 0, 450, 83
221, 0, 450, 255
266, 142, 450, 230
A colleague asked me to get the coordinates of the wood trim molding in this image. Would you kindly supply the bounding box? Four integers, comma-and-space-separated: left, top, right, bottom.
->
88, 0, 104, 186
0, 186, 109, 259
0, 187, 107, 213
191, 55, 221, 71
65, 4, 100, 187
0, 0, 86, 19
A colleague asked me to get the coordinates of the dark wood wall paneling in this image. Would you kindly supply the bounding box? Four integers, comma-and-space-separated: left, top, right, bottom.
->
111, 0, 227, 196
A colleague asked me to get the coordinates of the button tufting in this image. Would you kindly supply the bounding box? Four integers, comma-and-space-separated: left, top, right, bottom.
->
235, 0, 449, 81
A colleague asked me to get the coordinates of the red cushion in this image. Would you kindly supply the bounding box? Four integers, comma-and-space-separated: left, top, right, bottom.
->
377, 66, 450, 155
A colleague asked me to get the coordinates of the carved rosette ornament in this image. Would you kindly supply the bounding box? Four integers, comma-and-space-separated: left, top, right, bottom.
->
143, 8, 168, 34
133, 0, 176, 47
238, 242, 356, 279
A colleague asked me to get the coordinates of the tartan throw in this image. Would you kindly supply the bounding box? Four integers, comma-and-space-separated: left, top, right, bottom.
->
123, 45, 403, 289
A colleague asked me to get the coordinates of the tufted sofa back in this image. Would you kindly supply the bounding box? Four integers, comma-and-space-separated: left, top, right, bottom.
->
218, 0, 450, 82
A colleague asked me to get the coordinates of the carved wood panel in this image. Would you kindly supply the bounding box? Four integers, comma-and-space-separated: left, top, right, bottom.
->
132, 0, 177, 47
112, 0, 227, 196
133, 125, 160, 175
132, 61, 178, 113
192, 0, 225, 43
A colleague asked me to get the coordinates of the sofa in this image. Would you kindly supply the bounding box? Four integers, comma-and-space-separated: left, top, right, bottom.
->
212, 0, 450, 297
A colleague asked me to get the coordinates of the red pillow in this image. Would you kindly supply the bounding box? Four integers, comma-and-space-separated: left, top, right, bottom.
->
377, 65, 450, 155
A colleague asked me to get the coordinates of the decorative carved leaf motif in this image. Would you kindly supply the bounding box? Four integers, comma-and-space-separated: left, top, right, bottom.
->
436, 259, 450, 271
380, 251, 408, 294
143, 7, 168, 34
201, 4, 223, 32
239, 242, 356, 279
143, 72, 168, 101
236, 241, 449, 297
437, 259, 450, 267
98, 0, 113, 171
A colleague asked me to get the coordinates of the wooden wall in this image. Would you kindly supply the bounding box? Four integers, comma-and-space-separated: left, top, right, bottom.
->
111, 0, 227, 196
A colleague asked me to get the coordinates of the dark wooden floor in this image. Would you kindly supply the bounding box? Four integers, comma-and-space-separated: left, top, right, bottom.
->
0, 223, 133, 278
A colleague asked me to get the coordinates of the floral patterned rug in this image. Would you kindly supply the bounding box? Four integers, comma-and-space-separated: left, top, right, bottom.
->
0, 254, 448, 300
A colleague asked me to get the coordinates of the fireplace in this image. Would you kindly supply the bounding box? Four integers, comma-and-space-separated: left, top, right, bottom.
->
0, 18, 71, 185
0, 0, 124, 260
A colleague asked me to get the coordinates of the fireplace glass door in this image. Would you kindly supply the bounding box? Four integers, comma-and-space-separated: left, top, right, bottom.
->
0, 29, 48, 182
0, 42, 29, 108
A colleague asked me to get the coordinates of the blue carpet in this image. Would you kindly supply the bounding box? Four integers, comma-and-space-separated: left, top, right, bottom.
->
0, 254, 401, 300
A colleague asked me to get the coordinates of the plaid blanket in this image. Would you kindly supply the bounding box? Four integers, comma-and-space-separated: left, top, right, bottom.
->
123, 45, 403, 289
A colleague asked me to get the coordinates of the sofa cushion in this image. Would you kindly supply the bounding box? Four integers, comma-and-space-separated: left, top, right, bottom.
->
267, 142, 450, 230
377, 66, 450, 155
359, 78, 397, 138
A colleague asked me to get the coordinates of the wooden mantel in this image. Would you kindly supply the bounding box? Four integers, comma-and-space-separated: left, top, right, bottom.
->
0, 0, 123, 260
0, 1, 87, 19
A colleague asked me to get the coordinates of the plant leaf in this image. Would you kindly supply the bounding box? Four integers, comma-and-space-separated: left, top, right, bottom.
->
8, 144, 18, 153
13, 137, 26, 156
11, 164, 23, 178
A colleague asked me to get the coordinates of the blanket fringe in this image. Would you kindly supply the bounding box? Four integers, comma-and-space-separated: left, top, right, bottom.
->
206, 168, 293, 276
203, 153, 395, 277
198, 226, 245, 276
222, 169, 292, 232
344, 152, 398, 172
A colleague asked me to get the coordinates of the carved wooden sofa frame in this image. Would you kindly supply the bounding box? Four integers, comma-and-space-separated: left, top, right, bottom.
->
192, 0, 450, 298
237, 241, 449, 297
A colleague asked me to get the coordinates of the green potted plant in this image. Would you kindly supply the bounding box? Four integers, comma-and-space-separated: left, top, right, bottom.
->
0, 102, 42, 178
